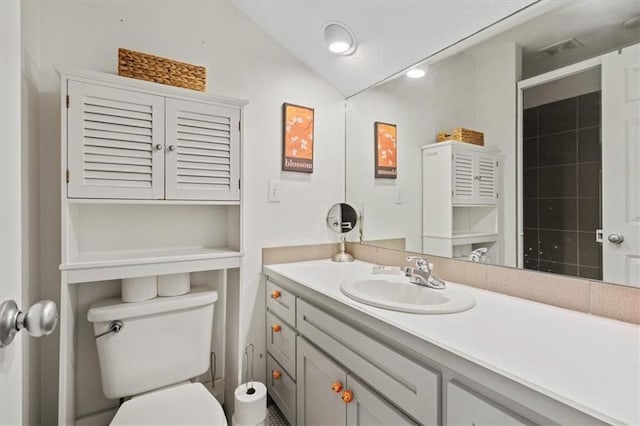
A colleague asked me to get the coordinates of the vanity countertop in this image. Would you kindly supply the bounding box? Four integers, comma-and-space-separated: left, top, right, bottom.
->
264, 259, 640, 426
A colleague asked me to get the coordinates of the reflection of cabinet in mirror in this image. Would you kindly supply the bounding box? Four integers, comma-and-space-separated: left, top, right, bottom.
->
422, 141, 500, 262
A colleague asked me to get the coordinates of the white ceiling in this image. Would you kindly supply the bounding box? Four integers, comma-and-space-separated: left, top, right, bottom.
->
232, 0, 538, 97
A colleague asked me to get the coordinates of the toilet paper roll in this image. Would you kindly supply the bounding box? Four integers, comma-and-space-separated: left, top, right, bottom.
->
121, 276, 157, 302
231, 414, 266, 426
157, 273, 190, 296
233, 382, 266, 426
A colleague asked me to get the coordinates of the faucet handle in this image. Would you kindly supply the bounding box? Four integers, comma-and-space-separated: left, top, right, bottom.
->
406, 256, 429, 271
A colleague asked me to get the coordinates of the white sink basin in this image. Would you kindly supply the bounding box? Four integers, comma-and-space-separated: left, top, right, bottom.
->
341, 276, 475, 314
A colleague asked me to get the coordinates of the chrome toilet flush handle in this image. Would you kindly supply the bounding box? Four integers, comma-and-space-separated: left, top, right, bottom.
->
95, 320, 124, 339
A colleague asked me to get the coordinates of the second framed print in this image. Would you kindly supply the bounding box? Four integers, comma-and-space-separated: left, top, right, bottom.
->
374, 121, 397, 178
282, 103, 314, 173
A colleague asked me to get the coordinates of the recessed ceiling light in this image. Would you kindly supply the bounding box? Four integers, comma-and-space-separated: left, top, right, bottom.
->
406, 68, 426, 79
323, 22, 356, 56
623, 15, 640, 30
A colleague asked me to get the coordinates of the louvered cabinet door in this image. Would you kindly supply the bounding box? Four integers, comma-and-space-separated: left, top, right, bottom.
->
476, 155, 498, 204
66, 81, 165, 199
452, 151, 475, 204
165, 99, 240, 200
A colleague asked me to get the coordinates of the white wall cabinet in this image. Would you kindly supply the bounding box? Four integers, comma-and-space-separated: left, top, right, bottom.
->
423, 142, 500, 261
66, 79, 241, 201
58, 69, 248, 425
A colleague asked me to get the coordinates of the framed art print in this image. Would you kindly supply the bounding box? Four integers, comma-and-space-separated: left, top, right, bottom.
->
282, 103, 314, 173
374, 121, 397, 178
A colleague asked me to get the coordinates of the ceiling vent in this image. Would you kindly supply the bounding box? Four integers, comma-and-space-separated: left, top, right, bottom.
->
537, 37, 584, 56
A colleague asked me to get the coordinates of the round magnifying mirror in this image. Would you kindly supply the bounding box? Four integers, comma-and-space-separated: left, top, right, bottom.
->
326, 203, 358, 262
326, 203, 358, 234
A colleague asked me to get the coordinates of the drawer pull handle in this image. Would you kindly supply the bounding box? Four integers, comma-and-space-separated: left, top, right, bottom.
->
272, 370, 281, 380
271, 290, 281, 299
271, 324, 281, 333
342, 390, 354, 403
331, 381, 343, 393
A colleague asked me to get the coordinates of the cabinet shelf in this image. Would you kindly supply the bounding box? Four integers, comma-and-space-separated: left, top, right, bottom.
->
61, 247, 242, 284
67, 198, 240, 206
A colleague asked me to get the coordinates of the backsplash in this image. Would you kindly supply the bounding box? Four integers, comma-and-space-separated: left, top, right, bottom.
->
261, 242, 639, 324
523, 92, 602, 280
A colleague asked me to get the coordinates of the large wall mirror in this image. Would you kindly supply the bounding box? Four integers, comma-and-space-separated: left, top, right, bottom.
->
346, 1, 640, 287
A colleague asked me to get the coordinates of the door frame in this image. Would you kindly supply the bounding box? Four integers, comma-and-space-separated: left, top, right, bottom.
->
516, 56, 602, 268
0, 0, 24, 424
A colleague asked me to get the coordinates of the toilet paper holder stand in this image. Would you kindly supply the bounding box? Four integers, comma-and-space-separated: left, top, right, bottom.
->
244, 343, 255, 395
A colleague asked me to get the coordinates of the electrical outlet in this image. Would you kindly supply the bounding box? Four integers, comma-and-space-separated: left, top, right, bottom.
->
268, 180, 281, 202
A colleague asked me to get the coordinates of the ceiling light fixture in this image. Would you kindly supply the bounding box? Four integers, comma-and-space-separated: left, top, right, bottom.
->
406, 68, 426, 79
323, 22, 357, 55
623, 15, 640, 30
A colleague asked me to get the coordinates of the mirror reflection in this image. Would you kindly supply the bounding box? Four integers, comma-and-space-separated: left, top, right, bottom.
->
346, 1, 640, 287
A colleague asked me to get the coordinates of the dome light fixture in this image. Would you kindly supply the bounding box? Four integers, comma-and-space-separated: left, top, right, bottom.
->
323, 22, 357, 55
406, 68, 426, 79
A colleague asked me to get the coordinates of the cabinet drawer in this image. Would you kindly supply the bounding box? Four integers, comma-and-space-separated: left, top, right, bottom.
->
266, 280, 296, 327
446, 381, 530, 426
297, 299, 439, 425
267, 354, 296, 425
266, 311, 296, 378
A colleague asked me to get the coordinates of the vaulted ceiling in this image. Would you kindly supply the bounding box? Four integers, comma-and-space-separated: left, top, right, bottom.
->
232, 0, 538, 97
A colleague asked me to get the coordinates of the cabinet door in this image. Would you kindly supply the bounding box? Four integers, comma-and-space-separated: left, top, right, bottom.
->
67, 81, 165, 199
165, 99, 240, 200
297, 337, 346, 426
452, 150, 476, 204
446, 382, 530, 426
475, 155, 498, 204
346, 374, 417, 426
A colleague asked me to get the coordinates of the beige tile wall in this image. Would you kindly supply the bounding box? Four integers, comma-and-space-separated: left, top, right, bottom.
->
262, 243, 339, 265
344, 243, 640, 325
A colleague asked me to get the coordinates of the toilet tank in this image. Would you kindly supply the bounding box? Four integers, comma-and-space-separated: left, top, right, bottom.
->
87, 286, 218, 399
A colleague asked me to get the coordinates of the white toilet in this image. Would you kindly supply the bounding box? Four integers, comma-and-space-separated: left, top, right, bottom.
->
87, 286, 227, 425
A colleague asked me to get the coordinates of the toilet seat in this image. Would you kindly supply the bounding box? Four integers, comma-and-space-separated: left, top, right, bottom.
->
111, 383, 227, 425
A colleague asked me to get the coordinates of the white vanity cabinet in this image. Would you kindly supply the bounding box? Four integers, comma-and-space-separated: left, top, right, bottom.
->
66, 75, 241, 201
446, 382, 529, 426
297, 337, 415, 426
265, 279, 438, 426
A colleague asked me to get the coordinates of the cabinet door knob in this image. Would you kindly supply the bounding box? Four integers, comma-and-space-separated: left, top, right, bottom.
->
272, 370, 281, 380
155, 144, 163, 151
342, 390, 354, 403
271, 324, 281, 333
271, 290, 281, 299
168, 145, 176, 151
331, 381, 343, 393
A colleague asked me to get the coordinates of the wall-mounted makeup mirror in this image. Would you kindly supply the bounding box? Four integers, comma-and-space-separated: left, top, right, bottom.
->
345, 1, 640, 288
327, 202, 359, 262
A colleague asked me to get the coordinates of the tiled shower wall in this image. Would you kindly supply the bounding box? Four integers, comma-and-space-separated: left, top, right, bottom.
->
523, 91, 602, 280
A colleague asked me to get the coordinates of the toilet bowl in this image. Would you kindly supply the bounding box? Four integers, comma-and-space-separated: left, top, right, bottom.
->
88, 287, 225, 425
112, 383, 226, 425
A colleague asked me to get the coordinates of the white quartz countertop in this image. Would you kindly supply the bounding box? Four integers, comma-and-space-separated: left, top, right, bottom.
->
264, 259, 640, 425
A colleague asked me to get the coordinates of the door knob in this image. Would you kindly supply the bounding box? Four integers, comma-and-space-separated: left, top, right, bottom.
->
271, 324, 281, 333
272, 370, 281, 380
342, 390, 354, 403
271, 290, 281, 299
0, 300, 58, 347
168, 145, 176, 151
331, 381, 343, 393
608, 233, 624, 244
155, 144, 163, 151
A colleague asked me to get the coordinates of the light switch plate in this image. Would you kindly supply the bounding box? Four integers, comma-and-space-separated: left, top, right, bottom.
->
268, 180, 281, 202
395, 189, 403, 204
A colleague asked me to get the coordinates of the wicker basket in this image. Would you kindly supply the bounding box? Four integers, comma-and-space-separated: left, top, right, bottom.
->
437, 128, 484, 146
118, 48, 206, 92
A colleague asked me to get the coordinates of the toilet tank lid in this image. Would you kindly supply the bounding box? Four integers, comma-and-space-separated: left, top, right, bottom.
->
88, 286, 218, 323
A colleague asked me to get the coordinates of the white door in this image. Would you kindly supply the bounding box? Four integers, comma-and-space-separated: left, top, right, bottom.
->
452, 150, 476, 204
165, 99, 240, 200
475, 154, 498, 204
0, 1, 23, 423
66, 81, 166, 199
602, 44, 640, 286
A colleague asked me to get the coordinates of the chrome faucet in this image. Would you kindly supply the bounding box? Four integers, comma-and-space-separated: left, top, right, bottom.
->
403, 256, 446, 289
